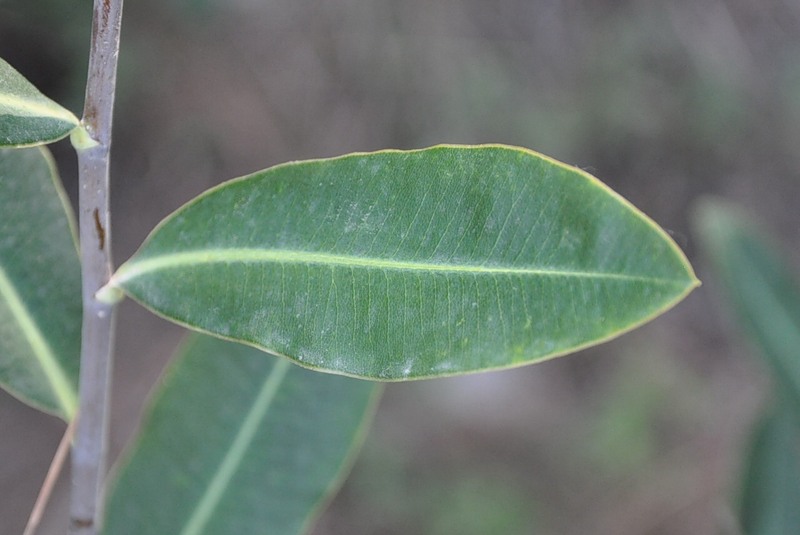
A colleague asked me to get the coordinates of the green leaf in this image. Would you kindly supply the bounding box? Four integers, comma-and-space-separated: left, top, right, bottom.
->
695, 200, 800, 412
0, 57, 80, 147
110, 145, 698, 380
738, 405, 800, 535
103, 334, 379, 535
0, 147, 81, 419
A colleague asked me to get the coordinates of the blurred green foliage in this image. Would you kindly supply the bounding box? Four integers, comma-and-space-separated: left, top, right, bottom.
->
698, 202, 800, 413
738, 406, 800, 535
588, 350, 692, 477
696, 201, 800, 534
331, 430, 538, 535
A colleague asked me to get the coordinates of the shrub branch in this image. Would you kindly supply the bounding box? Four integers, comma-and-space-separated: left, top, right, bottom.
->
70, 0, 124, 533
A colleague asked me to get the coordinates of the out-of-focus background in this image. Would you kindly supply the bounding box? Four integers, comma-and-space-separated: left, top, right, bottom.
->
2, 1, 799, 533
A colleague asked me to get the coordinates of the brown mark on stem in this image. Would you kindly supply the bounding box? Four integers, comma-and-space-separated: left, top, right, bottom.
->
83, 105, 97, 133
102, 0, 111, 25
71, 517, 93, 529
93, 208, 105, 251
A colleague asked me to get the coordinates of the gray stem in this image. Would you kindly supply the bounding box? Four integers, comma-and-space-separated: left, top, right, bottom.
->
70, 0, 124, 533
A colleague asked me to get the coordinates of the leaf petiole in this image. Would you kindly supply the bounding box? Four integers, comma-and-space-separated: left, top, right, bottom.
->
95, 283, 124, 305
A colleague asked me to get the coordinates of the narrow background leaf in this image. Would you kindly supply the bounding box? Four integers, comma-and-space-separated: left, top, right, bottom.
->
103, 334, 380, 535
695, 200, 800, 413
737, 405, 800, 535
0, 58, 80, 147
695, 200, 800, 533
0, 147, 81, 419
112, 145, 698, 380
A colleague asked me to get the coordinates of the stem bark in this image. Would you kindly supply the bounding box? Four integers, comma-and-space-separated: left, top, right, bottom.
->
70, 0, 124, 533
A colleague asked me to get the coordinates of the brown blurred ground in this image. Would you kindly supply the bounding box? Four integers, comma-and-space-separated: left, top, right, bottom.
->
2, 1, 799, 533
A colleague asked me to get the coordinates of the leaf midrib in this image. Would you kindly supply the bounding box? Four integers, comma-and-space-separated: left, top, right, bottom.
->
0, 261, 76, 417
113, 248, 685, 286
180, 357, 291, 535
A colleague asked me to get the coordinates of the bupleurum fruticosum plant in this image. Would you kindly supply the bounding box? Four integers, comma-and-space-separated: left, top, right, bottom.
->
0, 4, 698, 533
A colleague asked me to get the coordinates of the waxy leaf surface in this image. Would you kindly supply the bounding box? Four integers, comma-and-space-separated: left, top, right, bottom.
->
0, 147, 80, 419
103, 335, 379, 535
0, 58, 80, 147
112, 145, 698, 379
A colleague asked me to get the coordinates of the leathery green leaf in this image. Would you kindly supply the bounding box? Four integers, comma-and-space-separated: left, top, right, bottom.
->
110, 145, 699, 380
696, 200, 800, 413
0, 147, 81, 419
103, 334, 380, 535
0, 58, 80, 147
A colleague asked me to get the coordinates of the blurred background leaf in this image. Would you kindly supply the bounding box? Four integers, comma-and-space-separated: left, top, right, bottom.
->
737, 405, 800, 535
695, 201, 800, 534
696, 201, 800, 413
104, 335, 379, 535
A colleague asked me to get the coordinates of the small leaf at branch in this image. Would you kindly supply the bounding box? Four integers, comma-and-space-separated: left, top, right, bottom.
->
0, 147, 81, 419
103, 334, 380, 535
112, 145, 698, 380
0, 58, 80, 147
